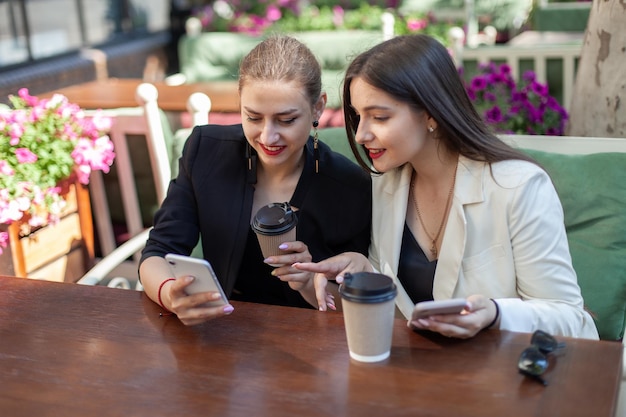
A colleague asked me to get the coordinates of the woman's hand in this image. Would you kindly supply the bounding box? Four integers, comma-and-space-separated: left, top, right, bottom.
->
263, 241, 337, 310
162, 276, 234, 326
407, 295, 499, 339
263, 240, 313, 291
293, 252, 374, 311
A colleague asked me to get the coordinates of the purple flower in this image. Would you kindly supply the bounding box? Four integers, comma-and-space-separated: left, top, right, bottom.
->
461, 62, 567, 135
471, 76, 488, 91
530, 81, 549, 97
522, 70, 537, 83
485, 106, 503, 123
484, 92, 497, 102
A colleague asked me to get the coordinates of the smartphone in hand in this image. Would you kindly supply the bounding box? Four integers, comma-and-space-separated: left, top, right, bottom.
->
410, 298, 469, 321
165, 253, 228, 307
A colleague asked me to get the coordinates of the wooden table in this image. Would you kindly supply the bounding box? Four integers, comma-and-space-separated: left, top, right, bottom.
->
40, 78, 240, 113
0, 276, 622, 417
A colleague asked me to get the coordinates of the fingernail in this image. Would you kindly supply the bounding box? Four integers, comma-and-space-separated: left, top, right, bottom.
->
211, 292, 222, 300
328, 303, 336, 311
279, 243, 288, 250
263, 258, 272, 264
185, 276, 194, 283
223, 305, 234, 314
336, 275, 344, 284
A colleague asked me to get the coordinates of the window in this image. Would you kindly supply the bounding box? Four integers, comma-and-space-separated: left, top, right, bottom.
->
0, 0, 169, 69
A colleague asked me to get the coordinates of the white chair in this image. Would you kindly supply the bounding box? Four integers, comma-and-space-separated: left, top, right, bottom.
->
78, 83, 211, 289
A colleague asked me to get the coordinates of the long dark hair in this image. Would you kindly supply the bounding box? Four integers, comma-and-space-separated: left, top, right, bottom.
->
342, 34, 536, 172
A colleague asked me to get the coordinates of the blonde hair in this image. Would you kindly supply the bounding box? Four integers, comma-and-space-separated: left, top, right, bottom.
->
239, 35, 322, 106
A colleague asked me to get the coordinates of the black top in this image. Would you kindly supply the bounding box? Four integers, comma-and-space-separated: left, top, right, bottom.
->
397, 223, 436, 303
141, 124, 372, 307
231, 228, 311, 308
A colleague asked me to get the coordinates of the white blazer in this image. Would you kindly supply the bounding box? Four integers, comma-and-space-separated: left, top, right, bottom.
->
370, 156, 599, 339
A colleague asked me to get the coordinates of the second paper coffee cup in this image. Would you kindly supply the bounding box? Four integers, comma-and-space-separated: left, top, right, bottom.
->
339, 272, 397, 363
251, 202, 297, 266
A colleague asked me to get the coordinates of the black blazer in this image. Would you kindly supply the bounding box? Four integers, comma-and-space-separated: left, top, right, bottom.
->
141, 124, 372, 297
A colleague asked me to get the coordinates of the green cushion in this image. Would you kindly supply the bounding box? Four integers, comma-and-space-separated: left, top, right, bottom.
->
318, 127, 369, 165
179, 32, 261, 83
523, 149, 626, 341
177, 30, 384, 108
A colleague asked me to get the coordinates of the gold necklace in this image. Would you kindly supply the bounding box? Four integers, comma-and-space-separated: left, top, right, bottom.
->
410, 164, 457, 258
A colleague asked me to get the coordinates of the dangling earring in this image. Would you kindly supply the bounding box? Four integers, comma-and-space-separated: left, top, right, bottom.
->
313, 120, 319, 173
246, 142, 253, 170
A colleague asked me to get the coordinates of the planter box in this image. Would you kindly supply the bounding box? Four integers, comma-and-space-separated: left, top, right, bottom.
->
5, 179, 95, 282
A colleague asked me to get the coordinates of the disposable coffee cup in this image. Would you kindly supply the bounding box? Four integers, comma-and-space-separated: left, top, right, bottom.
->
339, 272, 397, 363
251, 202, 297, 267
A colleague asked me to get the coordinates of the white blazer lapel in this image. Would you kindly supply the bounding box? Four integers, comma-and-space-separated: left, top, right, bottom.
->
373, 165, 415, 319
433, 157, 485, 299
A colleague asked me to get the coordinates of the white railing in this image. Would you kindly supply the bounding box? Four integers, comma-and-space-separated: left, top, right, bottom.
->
449, 29, 583, 111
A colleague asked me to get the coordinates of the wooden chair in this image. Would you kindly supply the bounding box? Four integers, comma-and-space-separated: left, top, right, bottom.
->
78, 83, 211, 289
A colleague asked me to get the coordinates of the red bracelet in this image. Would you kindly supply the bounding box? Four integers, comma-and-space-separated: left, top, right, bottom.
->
158, 278, 176, 317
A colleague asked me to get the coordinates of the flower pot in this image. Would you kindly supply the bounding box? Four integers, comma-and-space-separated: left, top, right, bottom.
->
2, 177, 95, 282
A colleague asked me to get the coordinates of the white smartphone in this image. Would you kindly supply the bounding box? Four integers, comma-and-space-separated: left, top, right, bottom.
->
410, 298, 469, 321
165, 253, 228, 307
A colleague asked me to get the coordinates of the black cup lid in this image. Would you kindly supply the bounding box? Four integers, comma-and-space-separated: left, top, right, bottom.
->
252, 202, 297, 235
339, 272, 397, 303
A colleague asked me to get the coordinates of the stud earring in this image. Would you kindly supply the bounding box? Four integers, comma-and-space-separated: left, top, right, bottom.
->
428, 126, 434, 133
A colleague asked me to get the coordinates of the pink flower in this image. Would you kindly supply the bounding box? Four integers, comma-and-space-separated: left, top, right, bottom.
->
265, 5, 281, 22
0, 231, 8, 255
88, 111, 113, 133
0, 160, 14, 176
18, 88, 39, 107
9, 123, 23, 145
1, 88, 115, 232
71, 136, 116, 183
333, 6, 344, 27
15, 148, 38, 164
407, 18, 428, 32
28, 214, 46, 228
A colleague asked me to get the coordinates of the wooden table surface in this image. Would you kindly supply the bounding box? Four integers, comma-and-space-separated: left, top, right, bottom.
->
0, 276, 622, 417
40, 78, 240, 113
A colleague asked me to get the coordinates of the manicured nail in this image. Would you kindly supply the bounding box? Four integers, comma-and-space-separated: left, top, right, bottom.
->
223, 305, 234, 314
211, 292, 222, 300
336, 275, 344, 284
185, 275, 194, 283
279, 243, 288, 250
